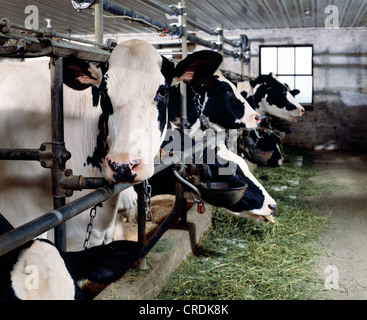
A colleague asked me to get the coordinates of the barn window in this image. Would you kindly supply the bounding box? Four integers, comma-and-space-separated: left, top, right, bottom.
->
260, 45, 313, 108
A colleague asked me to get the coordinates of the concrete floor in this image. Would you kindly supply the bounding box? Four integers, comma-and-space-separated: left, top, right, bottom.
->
308, 151, 367, 300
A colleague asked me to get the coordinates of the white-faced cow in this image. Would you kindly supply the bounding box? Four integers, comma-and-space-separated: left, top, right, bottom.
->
0, 213, 140, 300
0, 39, 175, 251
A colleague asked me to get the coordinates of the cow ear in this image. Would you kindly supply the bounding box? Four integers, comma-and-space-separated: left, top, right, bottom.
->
268, 72, 277, 79
173, 50, 223, 84
63, 57, 103, 91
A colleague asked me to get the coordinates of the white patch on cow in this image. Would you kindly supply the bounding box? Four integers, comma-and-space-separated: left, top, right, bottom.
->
216, 143, 276, 217
11, 240, 75, 300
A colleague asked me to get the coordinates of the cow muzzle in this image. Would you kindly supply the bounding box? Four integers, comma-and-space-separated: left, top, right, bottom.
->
107, 158, 141, 182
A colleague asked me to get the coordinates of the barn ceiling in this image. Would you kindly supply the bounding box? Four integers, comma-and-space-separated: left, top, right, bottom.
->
1, 0, 366, 37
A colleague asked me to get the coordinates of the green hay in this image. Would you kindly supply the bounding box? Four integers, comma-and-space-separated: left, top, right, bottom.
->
157, 149, 327, 300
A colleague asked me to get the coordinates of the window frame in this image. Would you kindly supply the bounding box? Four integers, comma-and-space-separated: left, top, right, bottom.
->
259, 44, 314, 110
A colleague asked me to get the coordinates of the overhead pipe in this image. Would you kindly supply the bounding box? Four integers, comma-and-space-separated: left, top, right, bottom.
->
138, 0, 240, 47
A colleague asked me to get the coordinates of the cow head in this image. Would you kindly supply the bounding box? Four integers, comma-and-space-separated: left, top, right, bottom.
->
64, 40, 172, 183
172, 50, 261, 130
0, 213, 141, 300
245, 73, 305, 122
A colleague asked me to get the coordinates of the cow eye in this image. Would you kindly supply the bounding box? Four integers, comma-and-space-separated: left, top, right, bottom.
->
155, 86, 168, 101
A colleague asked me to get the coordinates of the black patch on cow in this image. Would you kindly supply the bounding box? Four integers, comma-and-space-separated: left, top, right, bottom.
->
168, 79, 246, 130
85, 74, 113, 170
160, 55, 175, 86
155, 84, 169, 135
201, 79, 245, 129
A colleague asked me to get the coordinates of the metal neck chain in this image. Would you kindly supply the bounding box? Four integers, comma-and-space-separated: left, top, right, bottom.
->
191, 89, 216, 133
143, 180, 153, 222
82, 203, 102, 250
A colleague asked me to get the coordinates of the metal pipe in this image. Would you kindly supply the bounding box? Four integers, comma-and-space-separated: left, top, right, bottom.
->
0, 19, 110, 49
0, 154, 182, 257
50, 56, 67, 251
179, 0, 188, 131
101, 1, 240, 58
0, 149, 44, 161
94, 0, 104, 43
102, 1, 175, 34
138, 0, 240, 47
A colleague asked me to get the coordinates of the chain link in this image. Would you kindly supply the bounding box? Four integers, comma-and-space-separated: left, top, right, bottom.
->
143, 180, 153, 221
82, 203, 102, 250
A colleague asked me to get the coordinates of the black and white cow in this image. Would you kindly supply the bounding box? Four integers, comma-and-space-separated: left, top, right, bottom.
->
117, 51, 279, 226
0, 39, 172, 251
237, 72, 305, 122
0, 41, 261, 251
238, 76, 304, 167
0, 213, 140, 300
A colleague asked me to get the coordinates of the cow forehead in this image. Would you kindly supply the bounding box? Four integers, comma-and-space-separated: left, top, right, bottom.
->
106, 42, 165, 107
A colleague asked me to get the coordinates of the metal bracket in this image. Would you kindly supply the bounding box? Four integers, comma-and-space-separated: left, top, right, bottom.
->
38, 143, 54, 168
0, 38, 27, 55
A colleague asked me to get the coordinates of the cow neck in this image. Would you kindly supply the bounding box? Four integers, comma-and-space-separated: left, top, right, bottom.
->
86, 69, 113, 171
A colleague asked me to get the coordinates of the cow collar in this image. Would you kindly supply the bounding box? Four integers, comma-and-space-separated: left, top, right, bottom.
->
190, 87, 217, 133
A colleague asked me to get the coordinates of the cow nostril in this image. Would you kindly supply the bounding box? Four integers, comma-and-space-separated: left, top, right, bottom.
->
108, 158, 141, 182
268, 204, 278, 214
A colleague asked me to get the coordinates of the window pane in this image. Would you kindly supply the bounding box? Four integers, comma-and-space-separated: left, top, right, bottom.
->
277, 76, 295, 91
296, 47, 312, 74
261, 47, 277, 75
278, 47, 294, 74
295, 76, 313, 104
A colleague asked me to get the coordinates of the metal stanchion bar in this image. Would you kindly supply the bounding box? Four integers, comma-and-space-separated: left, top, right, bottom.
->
0, 31, 111, 62
0, 153, 182, 257
0, 19, 110, 50
50, 56, 67, 251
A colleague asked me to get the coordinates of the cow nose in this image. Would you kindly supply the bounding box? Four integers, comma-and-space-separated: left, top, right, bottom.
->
268, 204, 278, 214
108, 159, 140, 182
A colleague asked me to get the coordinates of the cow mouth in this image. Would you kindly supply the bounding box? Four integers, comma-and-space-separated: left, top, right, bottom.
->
289, 115, 298, 122
108, 159, 140, 182
256, 214, 276, 223
264, 215, 275, 223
